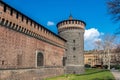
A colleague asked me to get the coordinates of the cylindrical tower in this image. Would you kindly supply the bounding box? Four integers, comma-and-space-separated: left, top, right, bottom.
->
57, 15, 86, 74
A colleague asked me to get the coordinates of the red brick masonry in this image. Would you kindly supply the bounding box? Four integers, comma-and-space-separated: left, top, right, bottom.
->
0, 1, 65, 79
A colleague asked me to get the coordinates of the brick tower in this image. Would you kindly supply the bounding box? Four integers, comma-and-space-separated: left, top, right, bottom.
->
57, 15, 86, 74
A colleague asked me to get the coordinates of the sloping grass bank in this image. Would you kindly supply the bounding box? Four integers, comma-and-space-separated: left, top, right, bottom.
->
45, 68, 115, 80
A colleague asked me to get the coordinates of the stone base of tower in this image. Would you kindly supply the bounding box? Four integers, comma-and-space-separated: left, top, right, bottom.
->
65, 65, 84, 74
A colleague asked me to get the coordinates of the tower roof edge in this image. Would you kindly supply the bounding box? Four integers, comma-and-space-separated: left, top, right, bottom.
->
56, 19, 86, 27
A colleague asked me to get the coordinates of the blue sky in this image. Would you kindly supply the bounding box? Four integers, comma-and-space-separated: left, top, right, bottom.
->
3, 0, 119, 50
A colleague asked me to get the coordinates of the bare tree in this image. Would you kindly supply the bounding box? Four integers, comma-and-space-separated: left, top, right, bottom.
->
114, 44, 120, 65
94, 34, 116, 69
94, 39, 102, 50
102, 34, 116, 70
107, 0, 120, 21
94, 40, 104, 68
107, 0, 120, 34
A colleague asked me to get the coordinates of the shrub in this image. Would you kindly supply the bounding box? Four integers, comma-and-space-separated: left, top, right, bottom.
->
115, 65, 120, 69
85, 64, 91, 68
103, 65, 108, 69
111, 65, 120, 69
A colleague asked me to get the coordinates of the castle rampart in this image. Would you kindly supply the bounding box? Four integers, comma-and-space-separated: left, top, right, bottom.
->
0, 1, 66, 48
0, 1, 86, 79
0, 0, 65, 72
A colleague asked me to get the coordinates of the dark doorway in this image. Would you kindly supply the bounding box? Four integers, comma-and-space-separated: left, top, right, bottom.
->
37, 53, 44, 66
63, 57, 67, 66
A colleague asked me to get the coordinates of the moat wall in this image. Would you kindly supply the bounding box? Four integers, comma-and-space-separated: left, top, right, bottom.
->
0, 68, 64, 80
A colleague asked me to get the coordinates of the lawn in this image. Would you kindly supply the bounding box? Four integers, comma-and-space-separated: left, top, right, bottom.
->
45, 68, 115, 80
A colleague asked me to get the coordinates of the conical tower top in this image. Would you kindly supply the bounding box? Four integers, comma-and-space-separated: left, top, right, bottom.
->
69, 14, 73, 20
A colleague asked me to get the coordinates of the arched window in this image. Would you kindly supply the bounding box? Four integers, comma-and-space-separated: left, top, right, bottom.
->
37, 53, 44, 66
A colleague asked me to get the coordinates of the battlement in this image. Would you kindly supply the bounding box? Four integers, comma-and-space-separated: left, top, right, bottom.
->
0, 1, 66, 48
57, 19, 86, 33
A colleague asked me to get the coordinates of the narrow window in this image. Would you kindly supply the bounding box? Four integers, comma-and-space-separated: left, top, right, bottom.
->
73, 40, 75, 43
73, 55, 76, 58
73, 47, 76, 51
63, 57, 67, 66
2, 60, 4, 65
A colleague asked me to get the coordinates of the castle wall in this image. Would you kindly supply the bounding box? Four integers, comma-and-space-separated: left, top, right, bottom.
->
0, 1, 66, 79
0, 26, 65, 69
0, 1, 65, 69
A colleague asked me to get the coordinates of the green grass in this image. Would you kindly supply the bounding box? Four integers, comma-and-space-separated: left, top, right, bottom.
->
45, 68, 115, 80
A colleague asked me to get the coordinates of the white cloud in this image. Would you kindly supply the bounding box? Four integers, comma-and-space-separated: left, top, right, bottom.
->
84, 28, 104, 50
47, 21, 55, 26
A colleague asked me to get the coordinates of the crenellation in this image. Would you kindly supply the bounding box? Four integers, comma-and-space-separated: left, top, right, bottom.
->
27, 19, 31, 26
26, 18, 28, 24
0, 2, 3, 9
18, 14, 22, 23
34, 22, 36, 28
12, 10, 17, 22
6, 6, 10, 15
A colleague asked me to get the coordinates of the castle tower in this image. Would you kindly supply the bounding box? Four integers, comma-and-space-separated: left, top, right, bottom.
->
57, 15, 86, 74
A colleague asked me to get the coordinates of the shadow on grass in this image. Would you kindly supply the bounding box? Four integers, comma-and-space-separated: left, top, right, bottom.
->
92, 77, 115, 80
74, 69, 115, 80
76, 69, 109, 76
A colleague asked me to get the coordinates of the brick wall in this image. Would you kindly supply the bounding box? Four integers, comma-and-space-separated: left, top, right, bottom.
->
0, 26, 65, 69
0, 1, 65, 69
0, 1, 66, 79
